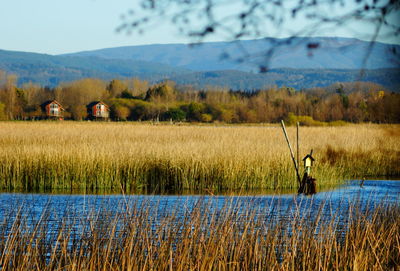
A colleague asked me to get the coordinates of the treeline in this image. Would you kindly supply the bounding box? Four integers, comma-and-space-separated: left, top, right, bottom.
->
0, 70, 399, 123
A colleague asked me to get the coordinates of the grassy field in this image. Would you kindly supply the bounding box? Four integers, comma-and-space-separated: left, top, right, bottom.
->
0, 122, 399, 192
0, 198, 398, 270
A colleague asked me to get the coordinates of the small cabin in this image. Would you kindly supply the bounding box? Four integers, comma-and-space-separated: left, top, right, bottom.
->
41, 100, 64, 120
87, 101, 109, 119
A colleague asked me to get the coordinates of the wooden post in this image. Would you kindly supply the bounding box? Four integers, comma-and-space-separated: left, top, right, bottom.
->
170, 248, 173, 271
280, 120, 301, 185
296, 122, 300, 169
300, 150, 316, 195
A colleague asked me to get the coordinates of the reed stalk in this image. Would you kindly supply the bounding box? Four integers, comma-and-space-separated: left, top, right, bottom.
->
0, 122, 398, 192
0, 197, 398, 270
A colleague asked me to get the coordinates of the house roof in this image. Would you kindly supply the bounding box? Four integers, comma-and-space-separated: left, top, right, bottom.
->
302, 154, 315, 161
41, 100, 64, 110
87, 101, 109, 109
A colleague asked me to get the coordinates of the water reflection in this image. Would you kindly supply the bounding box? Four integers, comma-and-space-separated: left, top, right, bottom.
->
0, 180, 398, 225
0, 183, 341, 196
1, 181, 397, 269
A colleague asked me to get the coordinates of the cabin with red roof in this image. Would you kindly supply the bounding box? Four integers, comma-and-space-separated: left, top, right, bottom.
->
41, 100, 64, 120
87, 101, 109, 120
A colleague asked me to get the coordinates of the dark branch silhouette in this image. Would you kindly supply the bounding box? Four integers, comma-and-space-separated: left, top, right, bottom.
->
117, 0, 400, 72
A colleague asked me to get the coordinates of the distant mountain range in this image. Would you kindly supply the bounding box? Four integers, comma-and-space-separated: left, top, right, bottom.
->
66, 37, 400, 71
0, 49, 186, 87
0, 37, 399, 90
169, 69, 400, 91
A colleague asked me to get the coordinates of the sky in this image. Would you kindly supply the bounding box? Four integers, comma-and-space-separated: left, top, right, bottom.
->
1, 0, 399, 55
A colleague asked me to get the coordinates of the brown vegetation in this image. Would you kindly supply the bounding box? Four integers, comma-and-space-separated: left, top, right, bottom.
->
0, 198, 398, 270
0, 122, 398, 192
0, 70, 399, 123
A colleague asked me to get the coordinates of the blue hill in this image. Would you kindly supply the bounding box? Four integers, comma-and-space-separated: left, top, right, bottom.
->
0, 37, 399, 90
0, 49, 188, 86
66, 37, 400, 71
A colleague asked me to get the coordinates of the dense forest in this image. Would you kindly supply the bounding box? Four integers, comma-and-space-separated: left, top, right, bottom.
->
1, 48, 400, 91
0, 70, 399, 124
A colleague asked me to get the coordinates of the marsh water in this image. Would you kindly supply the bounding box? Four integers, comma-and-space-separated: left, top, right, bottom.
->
0, 180, 398, 227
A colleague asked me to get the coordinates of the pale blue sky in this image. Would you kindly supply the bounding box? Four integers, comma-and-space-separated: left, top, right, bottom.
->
0, 0, 399, 55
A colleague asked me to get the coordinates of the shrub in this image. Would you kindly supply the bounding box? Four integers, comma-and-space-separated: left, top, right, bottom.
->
0, 103, 7, 120
286, 112, 325, 126
200, 113, 213, 122
164, 107, 186, 121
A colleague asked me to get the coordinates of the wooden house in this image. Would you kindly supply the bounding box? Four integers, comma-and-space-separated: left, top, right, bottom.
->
41, 100, 64, 120
87, 101, 110, 119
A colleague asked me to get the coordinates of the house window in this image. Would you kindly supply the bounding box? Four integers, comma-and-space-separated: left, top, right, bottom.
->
50, 108, 59, 116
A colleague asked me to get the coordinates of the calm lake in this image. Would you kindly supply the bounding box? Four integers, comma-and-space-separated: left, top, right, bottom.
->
1, 180, 398, 226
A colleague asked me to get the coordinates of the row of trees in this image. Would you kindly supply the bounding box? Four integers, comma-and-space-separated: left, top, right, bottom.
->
0, 70, 399, 123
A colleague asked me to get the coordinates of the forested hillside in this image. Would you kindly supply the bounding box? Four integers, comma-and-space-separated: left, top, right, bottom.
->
1, 37, 399, 90
0, 49, 399, 91
0, 49, 188, 86
169, 69, 400, 91
67, 37, 400, 71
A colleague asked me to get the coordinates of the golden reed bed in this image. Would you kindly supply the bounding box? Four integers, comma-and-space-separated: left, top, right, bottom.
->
0, 198, 399, 270
0, 122, 399, 192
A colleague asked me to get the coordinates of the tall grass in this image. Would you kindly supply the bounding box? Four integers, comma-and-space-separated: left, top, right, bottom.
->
0, 197, 398, 270
0, 122, 399, 192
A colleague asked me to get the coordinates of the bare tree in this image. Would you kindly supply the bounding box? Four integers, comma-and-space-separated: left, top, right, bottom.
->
0, 71, 17, 120
118, 0, 399, 71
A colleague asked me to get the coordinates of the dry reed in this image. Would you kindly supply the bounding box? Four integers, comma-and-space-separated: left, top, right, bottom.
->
0, 122, 399, 192
0, 197, 398, 270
